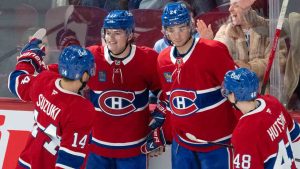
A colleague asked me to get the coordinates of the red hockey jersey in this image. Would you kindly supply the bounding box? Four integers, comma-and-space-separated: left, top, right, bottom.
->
87, 45, 161, 158
232, 95, 300, 169
8, 63, 96, 169
157, 38, 238, 152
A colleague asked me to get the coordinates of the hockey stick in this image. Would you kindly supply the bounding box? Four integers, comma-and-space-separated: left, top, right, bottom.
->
64, 5, 74, 31
46, 5, 74, 36
0, 28, 46, 63
32, 28, 47, 40
261, 0, 289, 94
186, 133, 233, 148
0, 5, 74, 63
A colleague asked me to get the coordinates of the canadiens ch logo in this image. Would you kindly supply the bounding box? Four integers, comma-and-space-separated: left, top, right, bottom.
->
98, 90, 136, 116
169, 90, 198, 116
98, 71, 106, 82
164, 72, 172, 83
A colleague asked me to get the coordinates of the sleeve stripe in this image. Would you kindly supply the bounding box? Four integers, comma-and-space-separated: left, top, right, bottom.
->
8, 70, 28, 100
56, 147, 85, 168
18, 157, 31, 169
59, 147, 86, 158
55, 163, 75, 169
290, 121, 300, 142
15, 76, 22, 100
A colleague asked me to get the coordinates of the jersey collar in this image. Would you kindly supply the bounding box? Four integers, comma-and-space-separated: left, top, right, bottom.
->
170, 38, 199, 65
104, 45, 136, 65
240, 98, 266, 119
55, 79, 83, 97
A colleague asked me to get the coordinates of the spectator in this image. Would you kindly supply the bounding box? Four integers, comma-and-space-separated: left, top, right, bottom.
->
199, 0, 287, 89
282, 12, 300, 110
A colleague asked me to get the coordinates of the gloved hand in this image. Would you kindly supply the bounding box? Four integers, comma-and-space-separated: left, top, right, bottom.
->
17, 38, 47, 72
56, 29, 80, 50
141, 127, 166, 154
149, 101, 167, 130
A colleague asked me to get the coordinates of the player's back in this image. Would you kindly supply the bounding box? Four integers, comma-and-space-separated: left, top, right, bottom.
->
232, 95, 297, 169
17, 71, 95, 169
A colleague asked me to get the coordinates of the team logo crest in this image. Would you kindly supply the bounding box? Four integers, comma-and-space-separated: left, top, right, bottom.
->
164, 72, 172, 83
98, 71, 106, 82
98, 90, 136, 116
169, 90, 198, 116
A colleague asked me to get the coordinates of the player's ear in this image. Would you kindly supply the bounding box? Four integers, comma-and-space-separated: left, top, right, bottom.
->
128, 32, 134, 41
227, 93, 236, 103
82, 72, 90, 82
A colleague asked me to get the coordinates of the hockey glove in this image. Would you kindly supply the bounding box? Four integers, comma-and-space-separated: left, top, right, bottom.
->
17, 38, 47, 73
149, 101, 167, 130
56, 29, 80, 50
141, 127, 166, 154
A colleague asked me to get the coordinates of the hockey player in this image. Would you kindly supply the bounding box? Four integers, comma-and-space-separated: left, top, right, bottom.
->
156, 2, 238, 169
222, 68, 300, 169
8, 38, 96, 169
81, 10, 166, 169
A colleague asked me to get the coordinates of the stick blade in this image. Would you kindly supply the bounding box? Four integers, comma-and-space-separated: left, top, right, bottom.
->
32, 28, 47, 40
64, 5, 74, 30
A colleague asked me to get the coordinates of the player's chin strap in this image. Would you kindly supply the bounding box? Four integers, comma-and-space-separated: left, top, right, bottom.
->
231, 102, 240, 111
231, 98, 241, 111
78, 76, 89, 95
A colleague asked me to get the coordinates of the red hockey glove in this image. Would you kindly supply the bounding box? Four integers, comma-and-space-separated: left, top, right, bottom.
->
17, 38, 47, 73
56, 29, 80, 50
141, 127, 166, 154
149, 101, 167, 130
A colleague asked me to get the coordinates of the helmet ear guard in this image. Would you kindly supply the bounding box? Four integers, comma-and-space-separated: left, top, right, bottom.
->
222, 68, 259, 102
58, 45, 95, 80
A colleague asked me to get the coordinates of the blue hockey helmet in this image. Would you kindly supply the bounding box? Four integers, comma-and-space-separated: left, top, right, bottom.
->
222, 68, 259, 101
161, 2, 191, 28
103, 10, 135, 32
58, 45, 95, 80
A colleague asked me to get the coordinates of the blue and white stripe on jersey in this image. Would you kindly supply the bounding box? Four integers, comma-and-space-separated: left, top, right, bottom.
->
177, 134, 232, 148
8, 70, 28, 100
56, 146, 86, 169
90, 136, 147, 149
290, 121, 300, 142
18, 157, 31, 169
263, 141, 294, 169
166, 86, 226, 117
89, 88, 149, 116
